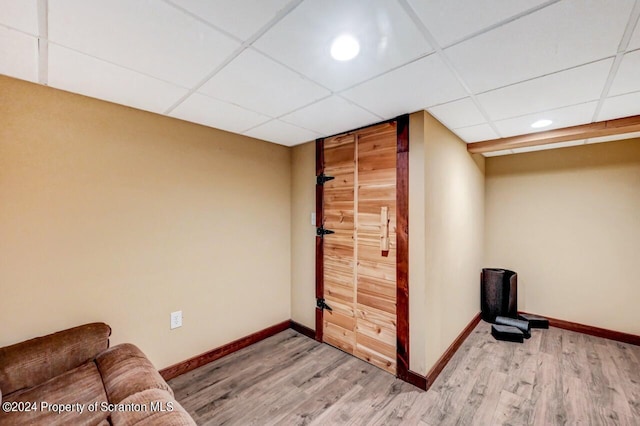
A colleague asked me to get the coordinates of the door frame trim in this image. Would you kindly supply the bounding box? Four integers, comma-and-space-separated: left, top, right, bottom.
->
395, 114, 410, 382
314, 114, 410, 381
314, 138, 325, 342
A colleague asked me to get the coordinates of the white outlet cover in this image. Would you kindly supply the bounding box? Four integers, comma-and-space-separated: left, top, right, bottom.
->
170, 310, 182, 329
311, 212, 316, 226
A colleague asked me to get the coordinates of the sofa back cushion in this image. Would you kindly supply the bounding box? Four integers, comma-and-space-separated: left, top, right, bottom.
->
0, 322, 111, 395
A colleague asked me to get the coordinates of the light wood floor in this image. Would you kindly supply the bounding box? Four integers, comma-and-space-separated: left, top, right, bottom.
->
168, 321, 640, 425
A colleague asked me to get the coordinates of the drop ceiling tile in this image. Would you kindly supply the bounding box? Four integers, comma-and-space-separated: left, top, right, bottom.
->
428, 97, 487, 129
0, 26, 38, 82
511, 140, 586, 153
48, 0, 240, 87
170, 93, 270, 134
452, 123, 499, 143
199, 49, 330, 118
280, 96, 380, 136
597, 91, 640, 121
341, 54, 466, 118
444, 0, 634, 93
609, 49, 640, 96
254, 0, 432, 91
629, 21, 640, 50
483, 149, 514, 157
48, 44, 189, 114
0, 0, 39, 35
494, 102, 598, 138
477, 59, 613, 121
244, 119, 322, 146
168, 0, 293, 41
586, 131, 640, 144
406, 0, 547, 47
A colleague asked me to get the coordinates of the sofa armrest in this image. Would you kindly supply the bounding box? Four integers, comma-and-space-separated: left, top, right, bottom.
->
110, 388, 196, 426
96, 343, 173, 404
0, 323, 111, 396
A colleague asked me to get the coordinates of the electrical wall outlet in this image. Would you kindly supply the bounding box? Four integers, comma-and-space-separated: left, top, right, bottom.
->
170, 311, 182, 329
311, 212, 316, 226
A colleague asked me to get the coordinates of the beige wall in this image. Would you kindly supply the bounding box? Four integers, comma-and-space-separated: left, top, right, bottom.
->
0, 76, 292, 369
420, 112, 485, 374
485, 140, 640, 335
290, 142, 316, 329
408, 112, 427, 374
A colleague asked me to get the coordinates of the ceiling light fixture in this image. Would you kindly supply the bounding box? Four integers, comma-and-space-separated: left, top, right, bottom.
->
531, 119, 553, 129
330, 34, 360, 61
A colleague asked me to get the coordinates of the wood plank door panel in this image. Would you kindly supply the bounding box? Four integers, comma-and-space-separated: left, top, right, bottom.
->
322, 134, 356, 354
321, 123, 398, 375
355, 123, 397, 374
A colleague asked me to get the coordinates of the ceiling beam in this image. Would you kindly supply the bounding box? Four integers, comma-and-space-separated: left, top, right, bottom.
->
467, 114, 640, 154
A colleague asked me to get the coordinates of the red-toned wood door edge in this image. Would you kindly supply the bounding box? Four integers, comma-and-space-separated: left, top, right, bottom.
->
314, 114, 410, 382
395, 114, 410, 382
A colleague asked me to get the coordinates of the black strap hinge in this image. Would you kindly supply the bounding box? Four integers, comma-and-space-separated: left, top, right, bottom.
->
316, 173, 335, 185
316, 298, 333, 311
316, 226, 335, 237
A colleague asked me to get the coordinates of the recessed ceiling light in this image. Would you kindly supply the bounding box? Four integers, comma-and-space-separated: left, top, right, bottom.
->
330, 34, 360, 61
531, 119, 553, 129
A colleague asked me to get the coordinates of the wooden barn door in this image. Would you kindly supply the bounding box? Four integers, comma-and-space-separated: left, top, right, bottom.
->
316, 121, 401, 375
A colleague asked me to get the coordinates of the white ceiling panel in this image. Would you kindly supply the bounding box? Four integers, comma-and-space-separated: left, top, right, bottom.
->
48, 0, 240, 87
428, 97, 487, 129
0, 26, 38, 83
48, 44, 189, 114
0, 0, 39, 35
629, 20, 640, 50
254, 0, 432, 91
452, 123, 499, 143
608, 49, 640, 96
511, 139, 585, 154
281, 95, 380, 136
444, 0, 634, 93
406, 0, 548, 47
494, 102, 598, 138
340, 54, 466, 118
244, 119, 322, 146
168, 0, 293, 41
586, 131, 640, 144
477, 59, 613, 121
597, 91, 640, 121
170, 93, 270, 134
199, 49, 330, 118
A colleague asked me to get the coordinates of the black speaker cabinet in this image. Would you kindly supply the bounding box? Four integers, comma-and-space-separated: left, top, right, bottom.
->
481, 268, 517, 322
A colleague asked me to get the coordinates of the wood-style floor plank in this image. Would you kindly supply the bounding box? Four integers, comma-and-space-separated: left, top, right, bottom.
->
169, 322, 640, 425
